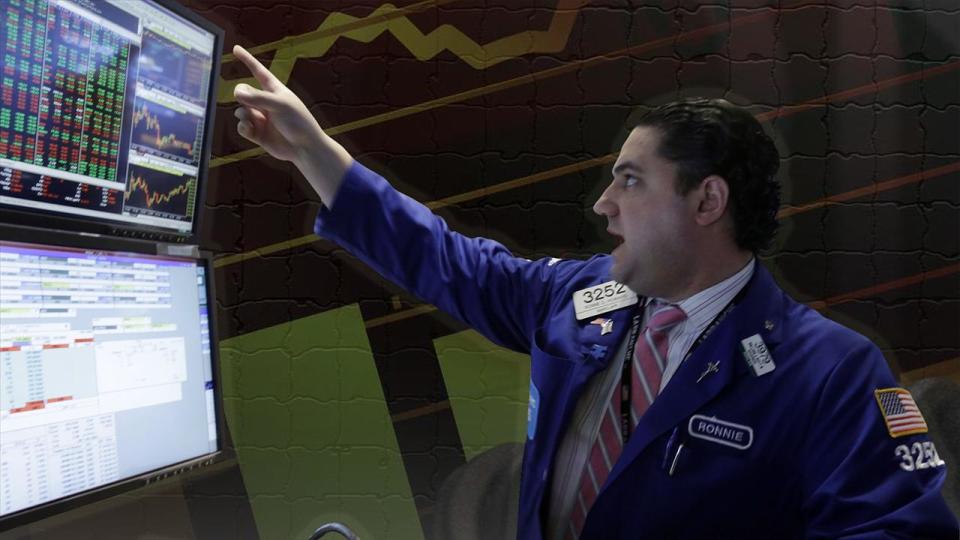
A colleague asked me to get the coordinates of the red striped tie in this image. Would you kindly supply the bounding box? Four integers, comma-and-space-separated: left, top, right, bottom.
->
631, 303, 686, 427
566, 302, 686, 539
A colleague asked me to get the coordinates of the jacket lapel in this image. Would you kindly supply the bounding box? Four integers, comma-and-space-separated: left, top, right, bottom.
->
575, 304, 639, 370
528, 280, 641, 502
557, 300, 639, 434
604, 263, 787, 487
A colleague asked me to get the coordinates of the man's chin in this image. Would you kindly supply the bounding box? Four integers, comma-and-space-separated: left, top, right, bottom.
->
609, 259, 643, 295
608, 258, 627, 285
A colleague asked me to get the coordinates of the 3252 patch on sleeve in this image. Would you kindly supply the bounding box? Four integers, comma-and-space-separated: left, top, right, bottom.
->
874, 388, 929, 438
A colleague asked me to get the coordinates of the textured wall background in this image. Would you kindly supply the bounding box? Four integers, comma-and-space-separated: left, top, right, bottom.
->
3, 1, 957, 539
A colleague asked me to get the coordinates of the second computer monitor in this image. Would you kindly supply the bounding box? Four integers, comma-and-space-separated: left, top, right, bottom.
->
0, 232, 223, 529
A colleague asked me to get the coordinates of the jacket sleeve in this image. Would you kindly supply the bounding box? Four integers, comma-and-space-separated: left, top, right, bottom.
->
314, 160, 583, 354
800, 338, 959, 539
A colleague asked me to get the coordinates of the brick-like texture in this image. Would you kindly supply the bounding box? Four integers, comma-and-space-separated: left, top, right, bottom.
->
9, 3, 957, 539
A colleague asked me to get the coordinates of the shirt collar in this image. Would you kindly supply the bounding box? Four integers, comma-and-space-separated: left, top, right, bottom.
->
645, 257, 756, 332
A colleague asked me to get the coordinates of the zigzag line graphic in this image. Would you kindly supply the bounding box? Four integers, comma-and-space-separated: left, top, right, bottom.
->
218, 0, 588, 103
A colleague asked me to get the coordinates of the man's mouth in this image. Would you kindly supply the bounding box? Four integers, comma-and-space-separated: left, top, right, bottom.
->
608, 230, 624, 246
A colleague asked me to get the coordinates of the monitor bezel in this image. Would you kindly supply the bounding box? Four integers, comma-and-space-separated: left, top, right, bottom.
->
0, 0, 224, 245
0, 224, 232, 532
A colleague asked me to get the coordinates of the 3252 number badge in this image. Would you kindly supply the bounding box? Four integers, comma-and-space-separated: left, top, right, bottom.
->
573, 280, 638, 320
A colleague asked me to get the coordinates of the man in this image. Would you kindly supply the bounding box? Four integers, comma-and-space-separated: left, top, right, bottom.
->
230, 45, 957, 538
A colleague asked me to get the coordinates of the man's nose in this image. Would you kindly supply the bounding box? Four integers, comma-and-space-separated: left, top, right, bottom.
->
593, 186, 616, 217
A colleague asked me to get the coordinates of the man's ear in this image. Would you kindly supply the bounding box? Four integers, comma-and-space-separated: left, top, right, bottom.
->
694, 174, 730, 226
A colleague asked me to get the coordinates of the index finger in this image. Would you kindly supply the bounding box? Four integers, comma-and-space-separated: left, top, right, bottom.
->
232, 45, 281, 91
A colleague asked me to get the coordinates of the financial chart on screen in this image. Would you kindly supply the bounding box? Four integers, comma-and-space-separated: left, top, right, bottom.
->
0, 239, 217, 518
0, 0, 216, 235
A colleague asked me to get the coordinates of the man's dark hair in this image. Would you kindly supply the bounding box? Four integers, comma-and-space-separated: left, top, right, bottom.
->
635, 98, 781, 253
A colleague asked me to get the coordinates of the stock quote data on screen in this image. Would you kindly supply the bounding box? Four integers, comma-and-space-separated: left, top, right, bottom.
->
0, 240, 217, 518
0, 0, 215, 234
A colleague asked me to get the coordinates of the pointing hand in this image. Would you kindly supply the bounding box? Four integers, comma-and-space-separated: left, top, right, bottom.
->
230, 44, 352, 206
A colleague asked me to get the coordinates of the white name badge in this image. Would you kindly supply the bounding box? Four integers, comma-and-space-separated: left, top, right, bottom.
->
741, 334, 775, 376
572, 280, 638, 321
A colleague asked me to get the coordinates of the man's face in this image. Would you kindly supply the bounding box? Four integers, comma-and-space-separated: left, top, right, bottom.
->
593, 126, 699, 299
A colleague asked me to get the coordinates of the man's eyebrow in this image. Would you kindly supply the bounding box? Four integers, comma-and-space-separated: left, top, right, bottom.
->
612, 161, 643, 175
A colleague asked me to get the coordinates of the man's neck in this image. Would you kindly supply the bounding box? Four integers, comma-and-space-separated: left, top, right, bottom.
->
661, 250, 754, 304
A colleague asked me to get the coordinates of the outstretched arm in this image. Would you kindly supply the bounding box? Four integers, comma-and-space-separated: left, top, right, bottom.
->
229, 44, 578, 352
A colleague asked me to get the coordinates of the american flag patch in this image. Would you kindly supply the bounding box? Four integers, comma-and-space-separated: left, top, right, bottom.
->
874, 388, 928, 438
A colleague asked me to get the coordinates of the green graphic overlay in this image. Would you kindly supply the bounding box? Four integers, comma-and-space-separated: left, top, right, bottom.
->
219, 305, 423, 540
435, 330, 530, 462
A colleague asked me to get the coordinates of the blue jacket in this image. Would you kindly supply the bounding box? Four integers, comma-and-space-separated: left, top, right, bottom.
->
315, 162, 958, 539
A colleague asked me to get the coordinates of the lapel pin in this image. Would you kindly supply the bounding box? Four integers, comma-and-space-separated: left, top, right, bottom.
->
697, 361, 720, 383
590, 318, 614, 335
588, 343, 608, 361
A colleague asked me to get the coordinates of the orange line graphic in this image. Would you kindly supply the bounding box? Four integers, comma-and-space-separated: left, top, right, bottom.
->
425, 155, 618, 210
365, 166, 960, 327
391, 400, 451, 422
807, 263, 960, 311
778, 161, 960, 218
900, 357, 960, 385
211, 46, 960, 285
388, 265, 960, 422
756, 61, 960, 122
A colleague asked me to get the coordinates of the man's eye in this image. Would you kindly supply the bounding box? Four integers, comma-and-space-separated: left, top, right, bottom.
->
624, 175, 639, 187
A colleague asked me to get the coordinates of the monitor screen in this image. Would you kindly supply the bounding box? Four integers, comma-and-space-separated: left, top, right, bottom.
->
0, 0, 221, 240
0, 238, 219, 522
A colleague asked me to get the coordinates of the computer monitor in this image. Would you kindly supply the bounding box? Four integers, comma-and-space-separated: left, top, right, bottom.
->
0, 228, 224, 529
0, 0, 223, 243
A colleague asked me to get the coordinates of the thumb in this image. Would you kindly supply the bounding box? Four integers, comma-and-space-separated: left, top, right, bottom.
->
234, 83, 283, 111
